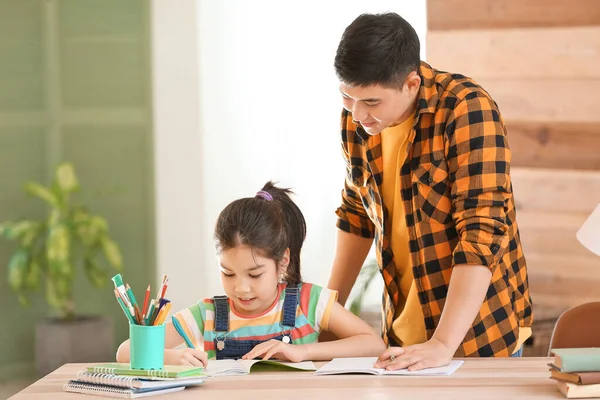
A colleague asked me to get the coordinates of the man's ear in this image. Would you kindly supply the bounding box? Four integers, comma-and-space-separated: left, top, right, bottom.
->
404, 71, 421, 97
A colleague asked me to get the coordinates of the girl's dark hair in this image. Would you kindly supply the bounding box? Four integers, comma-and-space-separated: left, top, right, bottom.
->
334, 12, 421, 89
214, 181, 306, 285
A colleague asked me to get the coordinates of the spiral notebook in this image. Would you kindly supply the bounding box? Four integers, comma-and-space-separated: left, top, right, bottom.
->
74, 370, 205, 389
86, 363, 204, 378
63, 381, 186, 398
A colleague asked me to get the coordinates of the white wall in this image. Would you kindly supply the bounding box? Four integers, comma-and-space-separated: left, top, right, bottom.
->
151, 0, 205, 310
152, 0, 427, 311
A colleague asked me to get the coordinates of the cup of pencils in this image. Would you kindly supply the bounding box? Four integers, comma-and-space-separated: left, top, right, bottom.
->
112, 274, 171, 370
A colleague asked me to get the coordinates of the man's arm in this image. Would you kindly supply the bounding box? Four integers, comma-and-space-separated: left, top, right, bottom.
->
432, 264, 491, 352
327, 230, 374, 306
375, 264, 491, 371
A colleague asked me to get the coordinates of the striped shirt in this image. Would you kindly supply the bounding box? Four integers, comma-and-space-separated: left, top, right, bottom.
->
171, 283, 337, 359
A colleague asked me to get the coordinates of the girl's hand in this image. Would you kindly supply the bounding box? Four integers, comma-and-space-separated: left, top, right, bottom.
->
164, 348, 208, 367
242, 339, 307, 362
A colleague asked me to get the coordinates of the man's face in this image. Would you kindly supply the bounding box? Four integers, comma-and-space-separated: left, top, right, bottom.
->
339, 80, 417, 136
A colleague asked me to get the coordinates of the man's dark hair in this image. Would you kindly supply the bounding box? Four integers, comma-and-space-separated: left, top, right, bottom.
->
334, 12, 421, 89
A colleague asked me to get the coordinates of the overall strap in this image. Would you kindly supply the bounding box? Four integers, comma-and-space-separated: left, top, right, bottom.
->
281, 284, 299, 328
212, 295, 230, 332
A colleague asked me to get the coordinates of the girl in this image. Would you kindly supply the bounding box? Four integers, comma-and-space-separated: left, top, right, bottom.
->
116, 182, 385, 366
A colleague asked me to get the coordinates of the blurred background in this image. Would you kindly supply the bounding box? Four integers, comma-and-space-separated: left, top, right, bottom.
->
0, 0, 599, 396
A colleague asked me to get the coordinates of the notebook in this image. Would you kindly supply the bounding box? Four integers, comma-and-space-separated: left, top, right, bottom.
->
205, 359, 317, 377
86, 363, 204, 379
549, 367, 600, 385
74, 370, 204, 389
314, 357, 464, 376
63, 381, 186, 398
556, 380, 600, 398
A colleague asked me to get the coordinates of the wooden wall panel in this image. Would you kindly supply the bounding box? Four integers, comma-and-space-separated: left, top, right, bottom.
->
511, 168, 600, 214
427, 0, 600, 355
526, 254, 600, 281
428, 0, 600, 31
529, 275, 600, 309
427, 27, 600, 79
477, 80, 600, 123
507, 122, 600, 170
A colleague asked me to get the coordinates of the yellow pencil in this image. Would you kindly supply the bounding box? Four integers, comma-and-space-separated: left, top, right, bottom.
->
153, 302, 172, 326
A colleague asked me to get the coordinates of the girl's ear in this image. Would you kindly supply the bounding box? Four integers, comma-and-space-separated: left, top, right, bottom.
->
278, 248, 290, 277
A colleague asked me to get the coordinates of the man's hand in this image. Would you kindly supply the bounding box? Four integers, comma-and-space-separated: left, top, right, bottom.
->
373, 338, 454, 371
242, 340, 307, 362
164, 348, 208, 367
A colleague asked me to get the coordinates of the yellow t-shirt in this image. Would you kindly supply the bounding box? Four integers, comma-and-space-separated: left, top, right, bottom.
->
380, 115, 531, 354
380, 114, 427, 347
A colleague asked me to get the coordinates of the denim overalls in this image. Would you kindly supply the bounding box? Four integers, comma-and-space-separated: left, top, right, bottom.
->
213, 285, 299, 360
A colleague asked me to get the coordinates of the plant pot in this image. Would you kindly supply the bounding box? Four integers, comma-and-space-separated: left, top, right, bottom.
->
35, 315, 114, 376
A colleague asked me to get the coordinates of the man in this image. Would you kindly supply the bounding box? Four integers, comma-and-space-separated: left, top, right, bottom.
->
327, 12, 533, 371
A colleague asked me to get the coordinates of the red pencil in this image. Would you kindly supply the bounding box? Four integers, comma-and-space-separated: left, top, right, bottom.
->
156, 274, 167, 301
142, 285, 151, 318
160, 279, 168, 299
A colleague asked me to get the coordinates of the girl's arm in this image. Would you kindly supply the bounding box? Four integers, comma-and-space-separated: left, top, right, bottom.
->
243, 302, 386, 361
115, 322, 208, 367
301, 302, 386, 360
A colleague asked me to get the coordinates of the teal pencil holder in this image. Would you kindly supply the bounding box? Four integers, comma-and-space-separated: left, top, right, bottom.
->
129, 323, 166, 370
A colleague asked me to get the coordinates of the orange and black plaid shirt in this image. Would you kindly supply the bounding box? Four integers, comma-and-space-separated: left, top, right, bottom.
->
335, 62, 533, 357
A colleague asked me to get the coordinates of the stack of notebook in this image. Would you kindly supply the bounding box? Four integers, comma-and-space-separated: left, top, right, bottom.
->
63, 363, 205, 398
550, 348, 600, 399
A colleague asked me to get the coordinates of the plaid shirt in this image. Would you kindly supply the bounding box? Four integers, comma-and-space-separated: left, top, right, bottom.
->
335, 61, 533, 357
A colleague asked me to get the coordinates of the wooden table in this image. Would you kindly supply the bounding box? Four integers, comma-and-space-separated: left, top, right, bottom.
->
10, 358, 563, 399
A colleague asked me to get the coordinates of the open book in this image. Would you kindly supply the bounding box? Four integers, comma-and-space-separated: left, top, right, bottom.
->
206, 359, 317, 377
315, 357, 464, 376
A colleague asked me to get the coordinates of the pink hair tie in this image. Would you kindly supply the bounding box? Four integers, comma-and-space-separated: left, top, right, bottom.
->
255, 190, 273, 201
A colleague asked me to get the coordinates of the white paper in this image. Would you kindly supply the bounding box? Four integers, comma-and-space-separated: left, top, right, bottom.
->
315, 357, 464, 376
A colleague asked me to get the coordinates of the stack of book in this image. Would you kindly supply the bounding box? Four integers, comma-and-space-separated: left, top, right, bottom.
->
63, 362, 205, 398
550, 348, 600, 399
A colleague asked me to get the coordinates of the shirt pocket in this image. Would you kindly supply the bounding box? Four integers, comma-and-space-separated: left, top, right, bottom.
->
412, 159, 453, 225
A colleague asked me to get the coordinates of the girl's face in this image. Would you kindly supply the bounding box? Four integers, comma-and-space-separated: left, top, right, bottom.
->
218, 245, 288, 316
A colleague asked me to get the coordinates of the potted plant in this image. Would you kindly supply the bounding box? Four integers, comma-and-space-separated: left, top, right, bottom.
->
348, 258, 382, 333
0, 162, 123, 375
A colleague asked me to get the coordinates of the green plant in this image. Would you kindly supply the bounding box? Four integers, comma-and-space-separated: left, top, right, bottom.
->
348, 258, 380, 316
0, 162, 123, 321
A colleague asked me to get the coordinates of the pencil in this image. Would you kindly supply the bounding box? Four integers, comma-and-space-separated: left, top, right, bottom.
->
160, 279, 168, 299
114, 289, 136, 324
154, 302, 172, 326
142, 285, 150, 319
156, 274, 167, 301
